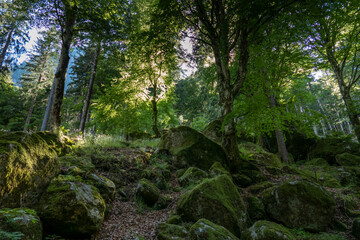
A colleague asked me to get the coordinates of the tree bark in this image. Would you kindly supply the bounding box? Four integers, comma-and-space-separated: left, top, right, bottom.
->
41, 79, 55, 131
342, 90, 360, 141
24, 74, 43, 132
79, 42, 101, 133
49, 4, 77, 133
0, 28, 14, 69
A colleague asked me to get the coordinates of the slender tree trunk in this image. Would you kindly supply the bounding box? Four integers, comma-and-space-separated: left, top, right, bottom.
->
24, 74, 44, 131
49, 5, 77, 133
269, 94, 290, 164
342, 90, 360, 141
151, 81, 161, 137
41, 79, 55, 131
0, 28, 14, 69
79, 42, 101, 133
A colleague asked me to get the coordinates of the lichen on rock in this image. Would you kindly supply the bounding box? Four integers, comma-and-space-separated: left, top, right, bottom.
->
188, 218, 240, 240
242, 220, 295, 240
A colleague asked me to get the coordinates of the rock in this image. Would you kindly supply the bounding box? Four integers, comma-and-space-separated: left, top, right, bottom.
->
239, 142, 282, 168
188, 218, 240, 240
236, 160, 268, 184
242, 220, 295, 240
156, 223, 188, 240
85, 173, 116, 202
159, 126, 227, 170
202, 118, 223, 144
38, 175, 106, 238
247, 196, 266, 221
232, 173, 253, 187
179, 167, 208, 187
166, 215, 182, 225
304, 158, 329, 166
59, 155, 95, 172
261, 180, 335, 232
308, 137, 360, 165
337, 194, 360, 217
209, 162, 230, 177
0, 131, 61, 208
155, 194, 172, 210
248, 181, 273, 194
336, 153, 360, 166
135, 178, 159, 206
352, 218, 360, 240
176, 174, 248, 236
0, 208, 42, 240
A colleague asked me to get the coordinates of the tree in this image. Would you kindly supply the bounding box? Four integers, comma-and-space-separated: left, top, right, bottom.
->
304, 0, 360, 141
167, 0, 297, 169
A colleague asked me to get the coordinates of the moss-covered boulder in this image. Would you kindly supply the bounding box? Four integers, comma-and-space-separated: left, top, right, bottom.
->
176, 175, 248, 236
308, 137, 360, 165
38, 175, 106, 238
156, 223, 188, 240
201, 118, 223, 144
261, 180, 335, 232
247, 196, 266, 221
248, 181, 273, 194
304, 158, 329, 166
85, 173, 116, 202
239, 142, 282, 168
135, 178, 159, 206
336, 153, 360, 166
188, 218, 240, 240
59, 155, 95, 172
179, 167, 208, 187
235, 160, 268, 185
0, 208, 42, 240
159, 126, 227, 170
0, 132, 62, 208
242, 220, 295, 240
352, 218, 360, 240
209, 162, 230, 177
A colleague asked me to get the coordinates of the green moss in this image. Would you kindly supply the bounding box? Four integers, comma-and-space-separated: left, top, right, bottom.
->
166, 215, 182, 225
248, 181, 273, 194
179, 167, 208, 187
261, 180, 335, 232
0, 132, 61, 208
209, 162, 230, 177
176, 174, 248, 236
189, 218, 239, 240
38, 175, 106, 238
59, 155, 95, 172
156, 223, 188, 240
336, 152, 360, 166
247, 196, 266, 221
242, 220, 295, 240
304, 158, 329, 166
135, 178, 159, 206
291, 228, 347, 240
0, 208, 42, 240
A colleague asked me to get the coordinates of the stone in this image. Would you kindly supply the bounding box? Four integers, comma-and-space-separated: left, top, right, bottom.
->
176, 175, 248, 236
135, 178, 159, 206
85, 173, 116, 202
209, 162, 230, 177
0, 208, 42, 240
304, 158, 329, 166
242, 220, 295, 240
261, 180, 335, 232
248, 181, 273, 194
179, 167, 208, 187
239, 142, 282, 168
336, 153, 360, 167
201, 118, 223, 144
247, 196, 266, 221
159, 126, 227, 170
308, 137, 360, 165
38, 175, 106, 238
352, 218, 360, 240
156, 223, 188, 240
0, 131, 61, 208
189, 218, 240, 240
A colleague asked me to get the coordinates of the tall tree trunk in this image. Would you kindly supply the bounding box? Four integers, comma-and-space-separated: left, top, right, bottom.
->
49, 5, 77, 133
151, 81, 161, 138
342, 90, 360, 142
269, 94, 290, 164
79, 42, 101, 133
24, 74, 43, 131
41, 79, 55, 131
0, 28, 14, 69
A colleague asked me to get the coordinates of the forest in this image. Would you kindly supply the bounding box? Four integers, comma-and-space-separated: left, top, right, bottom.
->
1, 0, 360, 240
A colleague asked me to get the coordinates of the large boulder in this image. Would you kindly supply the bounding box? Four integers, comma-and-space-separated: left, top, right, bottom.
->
38, 175, 106, 238
189, 219, 240, 240
308, 137, 360, 165
0, 208, 42, 240
159, 126, 227, 170
176, 174, 248, 236
261, 180, 335, 232
242, 220, 295, 240
85, 173, 116, 202
0, 132, 62, 208
238, 142, 282, 168
201, 118, 223, 144
335, 153, 360, 167
135, 178, 159, 206
178, 167, 208, 187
